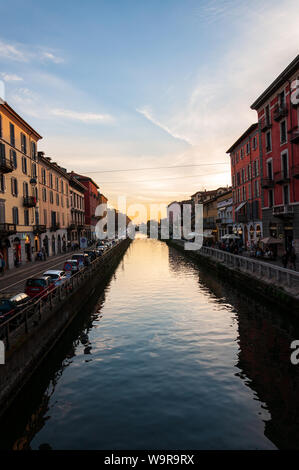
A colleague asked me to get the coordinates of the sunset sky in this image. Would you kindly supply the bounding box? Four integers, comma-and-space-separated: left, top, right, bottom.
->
1, 0, 299, 221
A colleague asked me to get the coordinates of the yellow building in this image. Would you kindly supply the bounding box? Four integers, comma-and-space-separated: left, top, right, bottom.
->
37, 152, 71, 256
0, 102, 42, 269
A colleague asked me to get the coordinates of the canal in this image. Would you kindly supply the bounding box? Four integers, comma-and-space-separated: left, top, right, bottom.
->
1, 235, 299, 450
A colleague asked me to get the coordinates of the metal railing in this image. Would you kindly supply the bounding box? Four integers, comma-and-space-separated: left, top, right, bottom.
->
199, 245, 299, 294
0, 240, 126, 351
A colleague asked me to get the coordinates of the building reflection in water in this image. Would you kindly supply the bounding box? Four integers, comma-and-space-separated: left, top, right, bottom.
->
168, 245, 299, 450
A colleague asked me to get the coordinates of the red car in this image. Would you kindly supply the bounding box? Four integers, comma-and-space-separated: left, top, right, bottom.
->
25, 276, 55, 299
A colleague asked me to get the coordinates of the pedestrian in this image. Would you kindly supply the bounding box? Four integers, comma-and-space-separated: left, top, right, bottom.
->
282, 251, 288, 269
0, 253, 4, 275
42, 246, 47, 261
289, 249, 297, 270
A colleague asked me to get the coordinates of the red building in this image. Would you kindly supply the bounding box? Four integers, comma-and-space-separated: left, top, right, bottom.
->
251, 54, 299, 252
71, 172, 100, 241
226, 123, 263, 246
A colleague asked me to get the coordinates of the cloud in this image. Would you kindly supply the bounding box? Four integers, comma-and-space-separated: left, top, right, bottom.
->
41, 51, 64, 64
51, 108, 114, 123
0, 40, 28, 62
136, 107, 191, 145
1, 73, 23, 82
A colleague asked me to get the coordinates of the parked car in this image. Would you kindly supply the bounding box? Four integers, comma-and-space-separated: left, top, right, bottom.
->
0, 293, 32, 324
71, 253, 90, 267
25, 276, 54, 299
43, 270, 68, 286
84, 250, 97, 261
63, 259, 81, 275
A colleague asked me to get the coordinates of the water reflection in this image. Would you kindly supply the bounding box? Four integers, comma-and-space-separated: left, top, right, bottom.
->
1, 238, 299, 449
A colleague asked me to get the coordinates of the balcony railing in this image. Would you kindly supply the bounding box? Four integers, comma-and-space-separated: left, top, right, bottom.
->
33, 225, 46, 234
50, 223, 60, 232
290, 130, 299, 143
23, 196, 37, 207
0, 223, 16, 235
261, 177, 275, 188
0, 157, 14, 174
260, 117, 272, 132
273, 103, 288, 121
272, 205, 294, 217
274, 171, 290, 185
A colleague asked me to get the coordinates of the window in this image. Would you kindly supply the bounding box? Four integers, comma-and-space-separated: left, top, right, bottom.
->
23, 181, 29, 197
252, 136, 257, 150
11, 178, 18, 196
237, 172, 240, 186
266, 131, 272, 152
0, 174, 5, 193
0, 142, 6, 162
248, 183, 251, 199
21, 133, 27, 154
267, 160, 273, 179
42, 188, 47, 202
31, 142, 37, 160
56, 193, 59, 205
242, 186, 246, 201
281, 152, 289, 178
50, 191, 53, 204
32, 162, 37, 178
280, 120, 287, 144
240, 148, 244, 159
265, 104, 271, 125
248, 164, 251, 180
12, 207, 19, 225
49, 173, 53, 188
56, 176, 59, 191
283, 185, 289, 205
255, 160, 259, 176
42, 168, 46, 185
10, 149, 17, 168
246, 142, 250, 154
61, 195, 64, 207
61, 180, 64, 194
44, 209, 47, 225
10, 123, 15, 146
22, 156, 27, 174
279, 90, 286, 106
24, 209, 29, 226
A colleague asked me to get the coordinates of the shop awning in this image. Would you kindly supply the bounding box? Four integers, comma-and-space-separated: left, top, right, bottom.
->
235, 201, 247, 212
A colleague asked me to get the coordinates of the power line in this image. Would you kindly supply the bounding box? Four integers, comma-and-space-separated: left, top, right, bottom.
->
84, 162, 228, 174
97, 170, 229, 184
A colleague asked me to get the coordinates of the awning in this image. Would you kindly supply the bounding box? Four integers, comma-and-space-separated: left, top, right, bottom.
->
218, 207, 226, 212
235, 201, 247, 212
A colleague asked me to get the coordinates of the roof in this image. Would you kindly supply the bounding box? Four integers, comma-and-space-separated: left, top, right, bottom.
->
71, 172, 99, 189
38, 153, 71, 179
0, 102, 42, 140
68, 174, 86, 193
226, 123, 258, 154
251, 54, 299, 110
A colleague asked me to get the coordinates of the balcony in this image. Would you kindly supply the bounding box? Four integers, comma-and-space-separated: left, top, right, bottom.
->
292, 165, 299, 179
23, 196, 37, 208
0, 223, 16, 236
33, 225, 46, 234
261, 177, 275, 188
260, 117, 272, 132
273, 103, 288, 121
290, 130, 299, 143
0, 157, 14, 174
50, 222, 60, 232
273, 205, 294, 218
274, 171, 290, 185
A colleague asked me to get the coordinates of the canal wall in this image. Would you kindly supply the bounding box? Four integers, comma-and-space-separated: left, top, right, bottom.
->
166, 239, 299, 311
0, 238, 131, 418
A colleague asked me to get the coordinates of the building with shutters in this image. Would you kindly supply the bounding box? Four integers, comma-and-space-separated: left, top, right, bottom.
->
37, 152, 70, 256
68, 173, 86, 247
227, 124, 263, 246
251, 54, 299, 253
0, 102, 42, 269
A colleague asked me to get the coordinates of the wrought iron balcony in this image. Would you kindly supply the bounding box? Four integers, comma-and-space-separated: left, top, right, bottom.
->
274, 171, 290, 185
290, 130, 299, 143
0, 157, 14, 174
23, 196, 37, 207
50, 222, 60, 232
273, 103, 288, 121
272, 205, 294, 217
261, 177, 275, 188
260, 117, 272, 132
0, 223, 16, 235
33, 224, 46, 234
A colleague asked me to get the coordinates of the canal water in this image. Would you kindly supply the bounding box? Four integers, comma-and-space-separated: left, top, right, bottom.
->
1, 235, 299, 450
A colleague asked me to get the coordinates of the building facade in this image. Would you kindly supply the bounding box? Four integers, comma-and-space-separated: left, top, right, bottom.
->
68, 174, 86, 247
37, 152, 70, 256
71, 173, 100, 241
216, 189, 233, 240
251, 54, 299, 253
0, 102, 42, 269
227, 124, 263, 246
